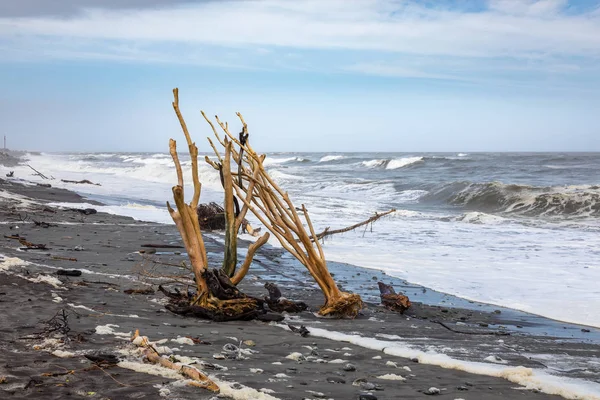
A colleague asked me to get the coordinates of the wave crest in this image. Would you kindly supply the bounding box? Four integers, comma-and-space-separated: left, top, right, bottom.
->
361, 157, 423, 169
319, 155, 345, 163
445, 182, 600, 217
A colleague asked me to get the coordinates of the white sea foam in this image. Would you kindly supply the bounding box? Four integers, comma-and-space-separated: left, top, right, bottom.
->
362, 159, 387, 168
0, 255, 29, 271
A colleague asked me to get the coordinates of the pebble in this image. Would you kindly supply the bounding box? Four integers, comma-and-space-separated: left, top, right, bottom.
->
361, 382, 376, 390
343, 363, 356, 371
582, 329, 591, 333
457, 386, 469, 391
326, 376, 346, 384
424, 387, 441, 395
358, 395, 378, 400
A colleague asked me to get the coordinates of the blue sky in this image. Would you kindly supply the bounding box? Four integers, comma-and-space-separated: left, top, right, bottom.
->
0, 0, 599, 152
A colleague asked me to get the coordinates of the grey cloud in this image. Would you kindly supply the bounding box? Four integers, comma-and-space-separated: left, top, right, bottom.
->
0, 0, 220, 18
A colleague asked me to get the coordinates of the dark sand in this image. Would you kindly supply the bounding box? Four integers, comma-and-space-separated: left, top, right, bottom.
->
1, 178, 599, 400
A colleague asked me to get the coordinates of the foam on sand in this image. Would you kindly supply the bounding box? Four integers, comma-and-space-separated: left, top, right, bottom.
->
16, 273, 63, 289
287, 325, 600, 400
377, 373, 406, 381
0, 255, 29, 271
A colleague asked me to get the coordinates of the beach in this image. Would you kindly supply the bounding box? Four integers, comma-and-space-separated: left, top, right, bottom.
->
1, 156, 600, 399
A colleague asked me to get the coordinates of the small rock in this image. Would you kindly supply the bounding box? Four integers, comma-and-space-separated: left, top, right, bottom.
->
358, 395, 378, 400
582, 329, 591, 333
243, 340, 256, 346
457, 385, 469, 391
410, 357, 419, 363
424, 387, 441, 395
326, 377, 346, 384
343, 363, 356, 372
352, 378, 368, 386
306, 390, 326, 398
493, 310, 501, 314
360, 382, 376, 390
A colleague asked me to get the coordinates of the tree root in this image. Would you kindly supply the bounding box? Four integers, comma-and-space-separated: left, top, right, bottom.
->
319, 292, 364, 318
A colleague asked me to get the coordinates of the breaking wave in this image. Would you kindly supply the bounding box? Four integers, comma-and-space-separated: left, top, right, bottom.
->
362, 157, 423, 169
319, 155, 345, 163
263, 156, 308, 166
424, 182, 600, 218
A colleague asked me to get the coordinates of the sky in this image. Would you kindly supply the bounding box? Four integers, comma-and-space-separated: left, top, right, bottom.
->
0, 0, 599, 152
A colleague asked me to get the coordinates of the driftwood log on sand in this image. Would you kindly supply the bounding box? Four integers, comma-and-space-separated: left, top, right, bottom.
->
378, 282, 411, 313
130, 330, 219, 392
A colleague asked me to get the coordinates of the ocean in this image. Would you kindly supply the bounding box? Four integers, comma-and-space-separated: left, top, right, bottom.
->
12, 151, 600, 328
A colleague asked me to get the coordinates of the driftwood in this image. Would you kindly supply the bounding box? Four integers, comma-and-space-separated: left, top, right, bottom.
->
17, 237, 48, 250
264, 282, 308, 313
61, 179, 101, 186
163, 88, 269, 320
313, 209, 396, 241
56, 269, 82, 277
84, 353, 120, 366
33, 219, 56, 228
203, 112, 363, 318
124, 288, 155, 295
67, 208, 97, 215
27, 164, 48, 180
131, 330, 219, 392
288, 324, 310, 337
140, 244, 184, 249
197, 202, 226, 230
378, 282, 411, 314
51, 256, 78, 262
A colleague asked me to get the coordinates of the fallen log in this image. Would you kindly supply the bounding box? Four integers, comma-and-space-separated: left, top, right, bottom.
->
130, 330, 219, 392
378, 282, 411, 314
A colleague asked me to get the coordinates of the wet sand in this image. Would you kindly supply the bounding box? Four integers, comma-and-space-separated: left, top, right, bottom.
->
1, 179, 599, 399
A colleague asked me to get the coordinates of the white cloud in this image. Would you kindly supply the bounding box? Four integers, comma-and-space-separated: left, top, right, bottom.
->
0, 0, 599, 82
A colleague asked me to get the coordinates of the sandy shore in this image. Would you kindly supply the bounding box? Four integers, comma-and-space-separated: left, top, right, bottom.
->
1, 177, 600, 399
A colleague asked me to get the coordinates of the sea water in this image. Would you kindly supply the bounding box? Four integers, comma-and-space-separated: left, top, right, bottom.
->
10, 152, 600, 328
